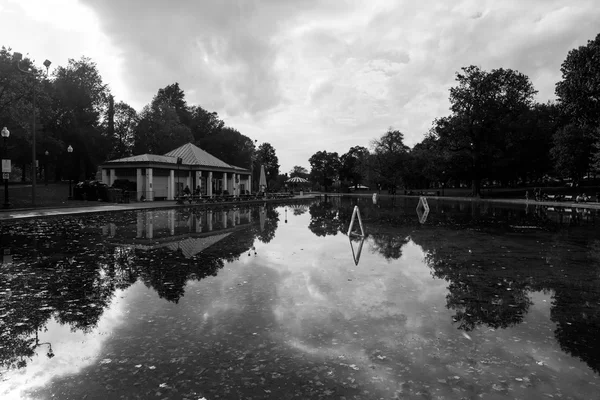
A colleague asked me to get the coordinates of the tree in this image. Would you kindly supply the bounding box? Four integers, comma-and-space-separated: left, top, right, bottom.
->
197, 126, 254, 168
370, 129, 410, 191
555, 33, 600, 128
308, 150, 340, 192
110, 101, 137, 159
550, 123, 594, 181
133, 85, 194, 155
339, 146, 369, 189
435, 65, 537, 196
189, 105, 225, 142
289, 166, 309, 179
154, 83, 192, 127
255, 142, 279, 185
51, 56, 112, 180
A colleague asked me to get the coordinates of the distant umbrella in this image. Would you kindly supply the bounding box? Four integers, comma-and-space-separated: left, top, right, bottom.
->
259, 165, 267, 192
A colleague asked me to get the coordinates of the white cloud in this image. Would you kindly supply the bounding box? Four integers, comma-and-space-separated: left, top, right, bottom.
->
1, 0, 599, 172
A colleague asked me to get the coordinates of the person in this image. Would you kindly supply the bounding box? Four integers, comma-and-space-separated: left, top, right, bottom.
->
183, 185, 191, 197
194, 186, 201, 197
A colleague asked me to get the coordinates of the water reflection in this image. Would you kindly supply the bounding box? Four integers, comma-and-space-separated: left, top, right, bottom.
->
2, 198, 600, 398
306, 197, 600, 375
0, 205, 280, 372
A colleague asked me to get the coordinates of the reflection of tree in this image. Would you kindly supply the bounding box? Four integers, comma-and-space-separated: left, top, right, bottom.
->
547, 239, 600, 374
0, 207, 262, 371
256, 206, 280, 244
426, 242, 533, 332
308, 201, 344, 236
369, 234, 410, 260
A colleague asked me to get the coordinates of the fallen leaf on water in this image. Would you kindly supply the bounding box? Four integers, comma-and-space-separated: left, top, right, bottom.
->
461, 332, 472, 340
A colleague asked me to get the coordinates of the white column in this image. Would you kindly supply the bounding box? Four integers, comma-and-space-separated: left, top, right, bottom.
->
169, 169, 175, 200
207, 210, 213, 231
196, 171, 201, 192
136, 168, 143, 200
146, 168, 154, 201
248, 175, 252, 195
208, 172, 213, 196
186, 171, 191, 190
223, 172, 228, 194
101, 169, 109, 185
235, 174, 239, 197
222, 211, 227, 228
109, 169, 116, 186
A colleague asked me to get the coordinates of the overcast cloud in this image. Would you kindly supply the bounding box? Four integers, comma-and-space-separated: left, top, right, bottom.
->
1, 0, 599, 172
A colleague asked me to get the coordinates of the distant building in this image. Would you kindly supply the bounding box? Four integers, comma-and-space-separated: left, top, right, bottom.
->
99, 143, 251, 201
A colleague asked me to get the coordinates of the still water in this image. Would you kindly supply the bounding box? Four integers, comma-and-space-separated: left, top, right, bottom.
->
1, 197, 599, 399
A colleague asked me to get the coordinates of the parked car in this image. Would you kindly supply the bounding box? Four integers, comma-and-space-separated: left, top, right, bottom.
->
73, 180, 109, 201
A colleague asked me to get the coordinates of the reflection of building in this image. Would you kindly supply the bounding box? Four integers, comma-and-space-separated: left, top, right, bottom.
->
102, 208, 253, 258
99, 143, 251, 201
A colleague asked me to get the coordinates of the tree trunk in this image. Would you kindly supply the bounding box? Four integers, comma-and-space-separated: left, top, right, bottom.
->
471, 141, 482, 197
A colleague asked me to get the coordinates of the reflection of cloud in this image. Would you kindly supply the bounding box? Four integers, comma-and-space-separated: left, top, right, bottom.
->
0, 286, 132, 399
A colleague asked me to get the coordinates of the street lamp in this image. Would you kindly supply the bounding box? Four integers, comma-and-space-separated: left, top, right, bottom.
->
14, 52, 51, 207
2, 127, 10, 208
67, 145, 73, 199
442, 170, 446, 197
44, 150, 49, 186
176, 157, 183, 204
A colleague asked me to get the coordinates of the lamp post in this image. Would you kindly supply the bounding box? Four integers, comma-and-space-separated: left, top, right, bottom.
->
67, 145, 73, 199
2, 127, 10, 208
442, 170, 446, 197
44, 150, 49, 186
14, 53, 50, 207
176, 157, 183, 204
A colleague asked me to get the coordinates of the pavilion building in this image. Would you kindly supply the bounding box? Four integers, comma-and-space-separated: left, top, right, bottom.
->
99, 143, 251, 201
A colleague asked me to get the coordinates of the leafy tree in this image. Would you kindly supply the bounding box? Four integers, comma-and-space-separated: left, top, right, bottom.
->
339, 146, 369, 189
51, 56, 112, 180
550, 123, 594, 181
197, 126, 254, 168
436, 66, 537, 196
189, 105, 225, 141
255, 142, 279, 185
555, 33, 600, 128
154, 82, 192, 127
370, 129, 410, 191
289, 166, 309, 179
110, 100, 137, 159
133, 85, 194, 155
309, 150, 340, 192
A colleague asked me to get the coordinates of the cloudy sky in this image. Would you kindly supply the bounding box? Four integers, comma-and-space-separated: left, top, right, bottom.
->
1, 0, 599, 173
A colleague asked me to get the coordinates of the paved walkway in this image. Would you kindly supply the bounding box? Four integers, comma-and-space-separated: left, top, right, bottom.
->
0, 195, 318, 221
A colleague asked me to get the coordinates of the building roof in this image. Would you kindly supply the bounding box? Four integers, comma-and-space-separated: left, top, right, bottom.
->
164, 143, 234, 169
105, 154, 177, 164
103, 143, 250, 172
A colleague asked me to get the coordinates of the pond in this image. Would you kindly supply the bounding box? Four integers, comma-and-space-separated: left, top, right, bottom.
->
1, 196, 600, 399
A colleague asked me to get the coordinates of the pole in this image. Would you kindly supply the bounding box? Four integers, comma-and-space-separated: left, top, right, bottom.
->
68, 152, 73, 200
31, 79, 36, 206
3, 137, 9, 208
